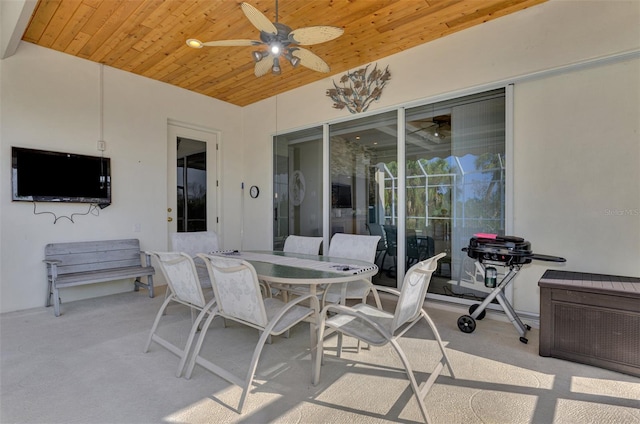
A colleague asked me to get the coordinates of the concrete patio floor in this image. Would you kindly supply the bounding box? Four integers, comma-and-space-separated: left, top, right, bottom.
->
1, 286, 638, 423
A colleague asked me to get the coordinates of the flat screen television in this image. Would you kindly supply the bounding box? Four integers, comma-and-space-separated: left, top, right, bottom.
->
11, 147, 111, 206
331, 182, 352, 208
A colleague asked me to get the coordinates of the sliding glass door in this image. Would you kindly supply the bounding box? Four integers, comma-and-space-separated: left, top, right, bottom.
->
272, 88, 508, 303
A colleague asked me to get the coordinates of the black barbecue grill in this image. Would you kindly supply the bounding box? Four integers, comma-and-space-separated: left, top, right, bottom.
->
457, 235, 566, 343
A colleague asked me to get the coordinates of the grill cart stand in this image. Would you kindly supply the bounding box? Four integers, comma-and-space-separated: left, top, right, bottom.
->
457, 263, 531, 343
456, 235, 566, 344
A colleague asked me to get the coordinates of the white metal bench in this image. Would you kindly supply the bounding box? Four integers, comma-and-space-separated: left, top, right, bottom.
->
44, 239, 155, 316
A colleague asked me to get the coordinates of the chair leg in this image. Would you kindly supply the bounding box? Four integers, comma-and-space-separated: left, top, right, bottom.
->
390, 338, 434, 424
144, 295, 173, 353
184, 307, 220, 380
162, 286, 172, 315
176, 299, 217, 378
313, 320, 328, 385
421, 311, 456, 378
236, 328, 274, 413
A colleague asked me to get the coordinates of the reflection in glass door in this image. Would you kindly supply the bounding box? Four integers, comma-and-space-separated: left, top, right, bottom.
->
177, 138, 207, 232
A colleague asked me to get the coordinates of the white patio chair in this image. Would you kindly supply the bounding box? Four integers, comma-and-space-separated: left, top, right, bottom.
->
184, 254, 319, 413
143, 251, 217, 378
283, 234, 323, 255
169, 231, 219, 288
320, 233, 382, 355
321, 233, 382, 308
274, 235, 324, 300
314, 252, 455, 424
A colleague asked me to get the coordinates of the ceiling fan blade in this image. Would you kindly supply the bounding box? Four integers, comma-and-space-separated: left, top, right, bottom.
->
289, 26, 344, 45
254, 53, 274, 77
241, 2, 277, 35
202, 39, 262, 47
291, 48, 330, 73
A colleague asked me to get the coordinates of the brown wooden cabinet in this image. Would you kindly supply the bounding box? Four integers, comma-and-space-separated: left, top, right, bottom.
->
538, 270, 640, 377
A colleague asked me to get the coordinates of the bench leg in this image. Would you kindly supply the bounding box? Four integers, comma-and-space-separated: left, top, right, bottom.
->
53, 285, 61, 317
147, 275, 154, 298
134, 275, 155, 298
46, 279, 52, 307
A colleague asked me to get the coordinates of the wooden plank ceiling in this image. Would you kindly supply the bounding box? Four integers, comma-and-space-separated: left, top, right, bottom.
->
22, 0, 547, 107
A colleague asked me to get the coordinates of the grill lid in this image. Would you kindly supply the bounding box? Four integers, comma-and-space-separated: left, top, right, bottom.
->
464, 234, 566, 264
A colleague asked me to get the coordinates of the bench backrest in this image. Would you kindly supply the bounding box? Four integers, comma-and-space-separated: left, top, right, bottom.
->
45, 239, 143, 276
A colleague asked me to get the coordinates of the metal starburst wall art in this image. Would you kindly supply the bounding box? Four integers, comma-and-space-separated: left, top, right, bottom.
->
326, 64, 391, 113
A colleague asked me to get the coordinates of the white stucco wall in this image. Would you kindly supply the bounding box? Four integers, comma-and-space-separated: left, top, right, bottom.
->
241, 0, 640, 315
0, 42, 243, 313
512, 58, 640, 310
1, 0, 638, 315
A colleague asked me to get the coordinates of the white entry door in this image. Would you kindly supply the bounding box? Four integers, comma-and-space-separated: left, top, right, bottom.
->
167, 123, 219, 241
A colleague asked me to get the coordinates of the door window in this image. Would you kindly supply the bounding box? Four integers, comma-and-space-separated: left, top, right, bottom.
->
177, 138, 207, 232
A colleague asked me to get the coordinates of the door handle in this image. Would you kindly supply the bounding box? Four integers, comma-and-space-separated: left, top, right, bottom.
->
167, 217, 173, 222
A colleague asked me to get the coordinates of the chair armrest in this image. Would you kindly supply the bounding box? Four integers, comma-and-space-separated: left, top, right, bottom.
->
321, 303, 393, 341
281, 293, 320, 314
370, 285, 401, 298
43, 259, 61, 265
268, 293, 320, 335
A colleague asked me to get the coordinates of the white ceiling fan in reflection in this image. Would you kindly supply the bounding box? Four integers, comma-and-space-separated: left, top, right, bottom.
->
186, 1, 344, 77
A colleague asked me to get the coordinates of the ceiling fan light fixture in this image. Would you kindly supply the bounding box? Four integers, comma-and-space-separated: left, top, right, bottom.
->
270, 43, 282, 56
284, 51, 300, 68
252, 50, 268, 62
186, 38, 203, 48
272, 57, 281, 75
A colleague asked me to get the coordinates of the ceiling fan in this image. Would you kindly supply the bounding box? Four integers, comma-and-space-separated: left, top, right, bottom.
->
186, 1, 344, 77
407, 115, 452, 141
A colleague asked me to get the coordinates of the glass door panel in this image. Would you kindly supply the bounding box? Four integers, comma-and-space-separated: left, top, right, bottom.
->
273, 127, 323, 250
176, 138, 207, 232
329, 111, 398, 286
405, 89, 506, 302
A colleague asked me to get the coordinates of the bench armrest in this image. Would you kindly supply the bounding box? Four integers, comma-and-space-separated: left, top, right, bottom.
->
44, 259, 61, 276
142, 251, 153, 267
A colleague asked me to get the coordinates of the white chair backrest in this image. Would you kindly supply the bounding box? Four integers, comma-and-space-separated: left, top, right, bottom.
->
199, 254, 268, 327
392, 252, 445, 331
283, 235, 323, 255
328, 233, 380, 263
170, 231, 219, 257
149, 252, 206, 307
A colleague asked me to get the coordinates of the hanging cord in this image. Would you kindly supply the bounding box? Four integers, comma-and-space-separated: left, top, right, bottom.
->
100, 63, 104, 146
99, 64, 107, 189
32, 202, 100, 224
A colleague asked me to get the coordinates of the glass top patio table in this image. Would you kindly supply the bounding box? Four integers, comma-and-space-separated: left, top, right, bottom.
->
220, 250, 378, 285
